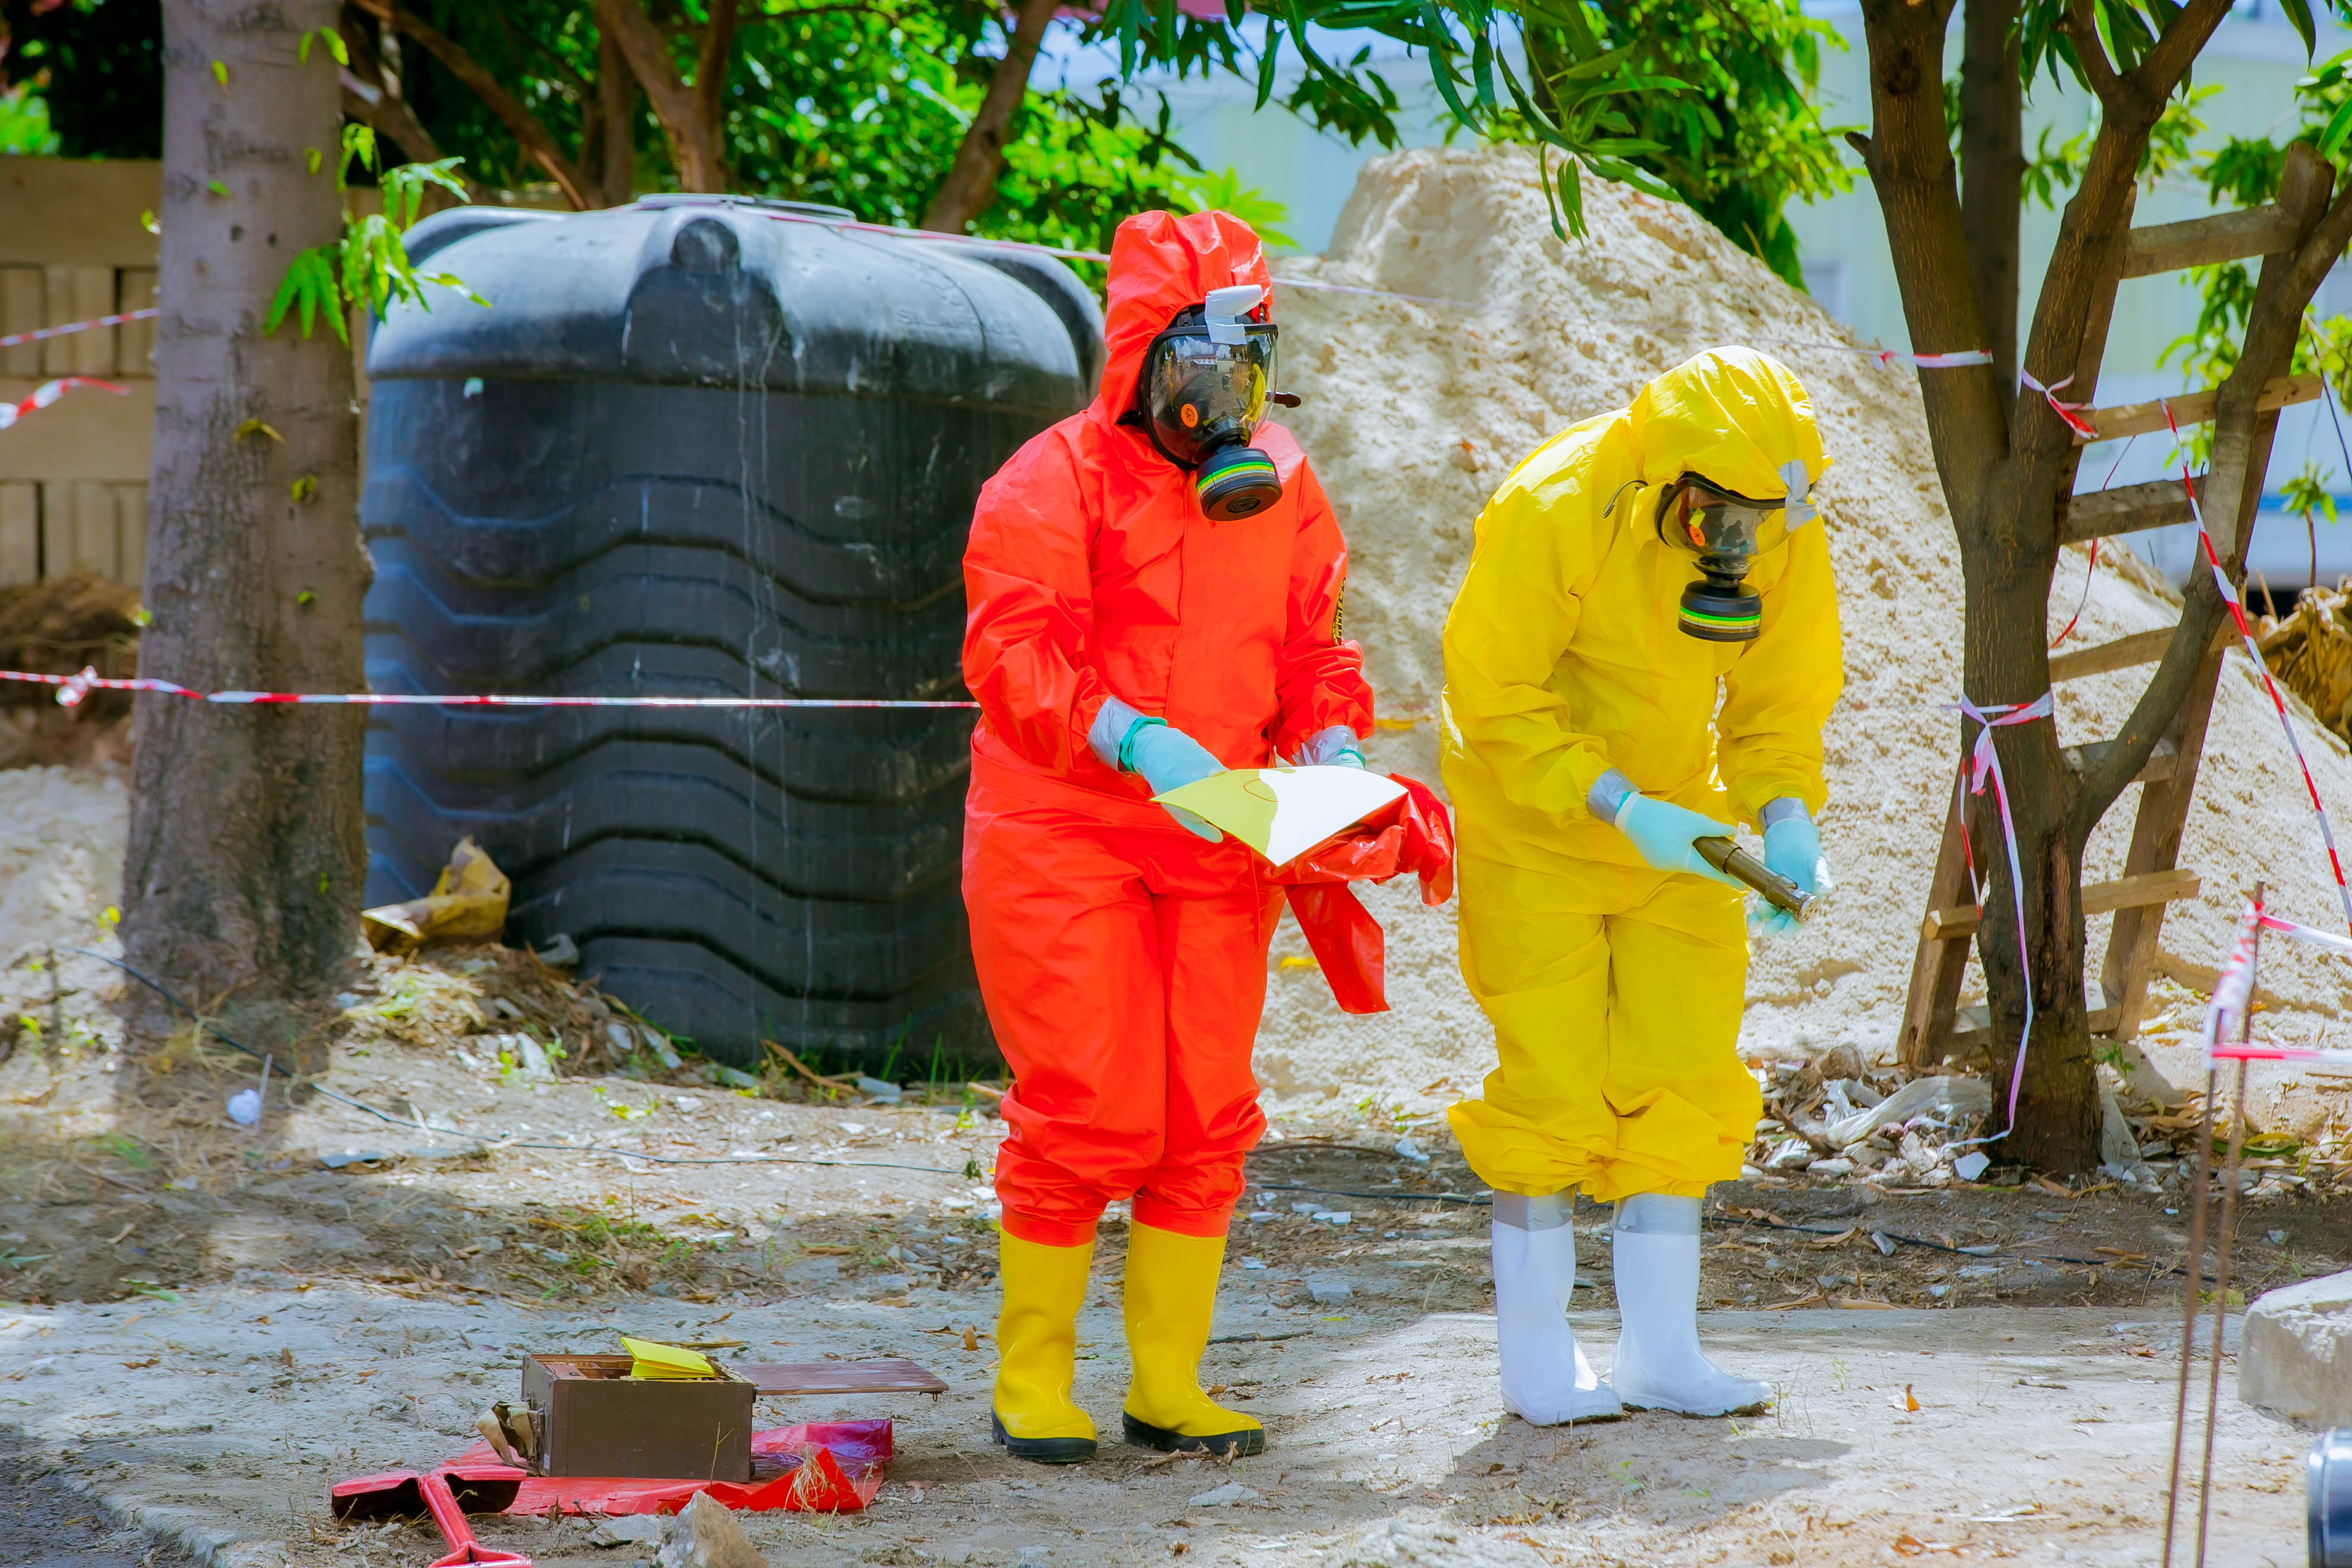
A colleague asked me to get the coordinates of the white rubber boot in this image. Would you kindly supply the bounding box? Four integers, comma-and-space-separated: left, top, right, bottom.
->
1490, 1192, 1621, 1425
1610, 1193, 1771, 1417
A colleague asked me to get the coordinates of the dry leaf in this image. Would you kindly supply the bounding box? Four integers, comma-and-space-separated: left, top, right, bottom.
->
1808, 1226, 1860, 1249
964, 1326, 981, 1351
1894, 1534, 1927, 1557
119, 1357, 157, 1370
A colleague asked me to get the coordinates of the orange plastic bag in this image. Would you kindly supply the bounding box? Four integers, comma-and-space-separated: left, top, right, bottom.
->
1270, 774, 1454, 1013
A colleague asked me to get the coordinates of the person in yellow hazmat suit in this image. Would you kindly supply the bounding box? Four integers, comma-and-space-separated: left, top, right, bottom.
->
1440, 347, 1841, 1424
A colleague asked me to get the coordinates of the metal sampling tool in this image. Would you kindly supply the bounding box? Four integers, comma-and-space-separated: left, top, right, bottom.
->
1694, 836, 1813, 919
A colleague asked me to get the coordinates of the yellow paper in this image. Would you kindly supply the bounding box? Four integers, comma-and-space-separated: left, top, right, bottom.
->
1153, 766, 1406, 867
620, 1335, 716, 1380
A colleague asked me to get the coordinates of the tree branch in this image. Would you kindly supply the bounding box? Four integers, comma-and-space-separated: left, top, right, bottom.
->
921, 0, 1060, 233
349, 0, 594, 208
596, 0, 729, 191
595, 21, 637, 208
2132, 0, 2236, 105
1854, 0, 2010, 497
336, 7, 450, 169
2079, 147, 2352, 814
692, 0, 739, 153
2059, 0, 2125, 111
1960, 0, 2024, 398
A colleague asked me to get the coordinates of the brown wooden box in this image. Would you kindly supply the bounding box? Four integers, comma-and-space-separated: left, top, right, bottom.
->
519, 1354, 754, 1481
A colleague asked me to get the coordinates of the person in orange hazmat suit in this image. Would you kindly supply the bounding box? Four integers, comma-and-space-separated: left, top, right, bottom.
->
961, 210, 1376, 1465
1441, 347, 1842, 1427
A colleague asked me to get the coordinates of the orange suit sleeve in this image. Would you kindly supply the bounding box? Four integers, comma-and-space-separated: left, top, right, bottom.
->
961, 433, 1113, 772
1272, 459, 1374, 757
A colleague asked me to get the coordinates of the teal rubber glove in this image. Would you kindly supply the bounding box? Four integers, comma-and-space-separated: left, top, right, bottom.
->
1089, 696, 1222, 840
1611, 794, 1741, 888
1291, 725, 1365, 769
1753, 805, 1831, 935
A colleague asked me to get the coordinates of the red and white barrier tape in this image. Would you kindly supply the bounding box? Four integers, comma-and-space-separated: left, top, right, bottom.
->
0, 377, 127, 432
2204, 898, 2352, 1066
1762, 342, 1992, 371
2021, 367, 2099, 438
0, 308, 160, 351
2161, 399, 2352, 933
1946, 690, 2054, 1138
2, 666, 978, 710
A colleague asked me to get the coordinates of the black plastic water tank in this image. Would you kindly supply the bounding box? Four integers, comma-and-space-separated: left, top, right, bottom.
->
359, 195, 1101, 1071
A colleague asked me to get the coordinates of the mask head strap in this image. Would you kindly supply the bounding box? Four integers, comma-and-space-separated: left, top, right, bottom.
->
1779, 458, 1819, 530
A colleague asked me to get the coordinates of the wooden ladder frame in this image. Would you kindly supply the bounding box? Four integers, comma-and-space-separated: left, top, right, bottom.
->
1896, 163, 2332, 1070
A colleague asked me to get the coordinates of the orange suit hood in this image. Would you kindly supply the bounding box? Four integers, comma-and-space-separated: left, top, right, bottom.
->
1089, 210, 1274, 437
960, 209, 1368, 816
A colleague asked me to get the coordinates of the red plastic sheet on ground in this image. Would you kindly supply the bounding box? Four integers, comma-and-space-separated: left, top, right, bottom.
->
444, 1421, 890, 1515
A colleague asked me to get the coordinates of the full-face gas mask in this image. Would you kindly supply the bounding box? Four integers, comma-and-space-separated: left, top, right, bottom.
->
1654, 459, 1819, 641
1127, 284, 1292, 521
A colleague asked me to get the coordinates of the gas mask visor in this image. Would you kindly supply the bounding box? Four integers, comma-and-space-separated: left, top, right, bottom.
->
1135, 284, 1282, 520
1655, 473, 1798, 642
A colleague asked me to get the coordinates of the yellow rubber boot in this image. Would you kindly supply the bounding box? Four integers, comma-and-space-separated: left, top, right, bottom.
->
991, 1231, 1098, 1463
1120, 1223, 1266, 1456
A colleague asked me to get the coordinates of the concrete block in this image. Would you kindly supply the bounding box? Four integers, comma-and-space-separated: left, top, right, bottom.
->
2239, 1268, 2352, 1427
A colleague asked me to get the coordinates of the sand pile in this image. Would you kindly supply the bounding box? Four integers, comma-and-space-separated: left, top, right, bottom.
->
1256, 144, 2352, 1118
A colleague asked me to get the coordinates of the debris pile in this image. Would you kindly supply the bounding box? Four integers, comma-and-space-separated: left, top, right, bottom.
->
349, 938, 678, 1080
1743, 1047, 1990, 1186
2257, 581, 2352, 745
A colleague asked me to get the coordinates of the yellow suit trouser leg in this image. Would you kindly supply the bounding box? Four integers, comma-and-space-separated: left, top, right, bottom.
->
1447, 857, 1761, 1202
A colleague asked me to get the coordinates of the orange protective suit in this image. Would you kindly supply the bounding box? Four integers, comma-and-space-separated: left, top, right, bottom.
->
962, 211, 1373, 1249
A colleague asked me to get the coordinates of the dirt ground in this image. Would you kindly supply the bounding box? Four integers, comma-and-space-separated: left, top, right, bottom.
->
0, 975, 2335, 1568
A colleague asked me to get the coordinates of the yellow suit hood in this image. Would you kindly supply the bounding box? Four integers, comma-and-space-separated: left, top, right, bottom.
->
1440, 346, 1843, 883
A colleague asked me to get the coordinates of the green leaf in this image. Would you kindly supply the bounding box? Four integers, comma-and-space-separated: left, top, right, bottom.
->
2321, 96, 2352, 160
206, 179, 229, 198
210, 60, 227, 88
2281, 0, 2318, 61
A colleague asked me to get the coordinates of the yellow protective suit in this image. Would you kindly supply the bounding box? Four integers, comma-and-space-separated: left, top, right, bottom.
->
1441, 348, 1842, 1202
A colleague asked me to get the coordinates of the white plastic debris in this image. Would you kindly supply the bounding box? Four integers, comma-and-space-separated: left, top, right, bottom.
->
1951, 1150, 1991, 1183
1823, 1076, 1991, 1147
857, 1076, 903, 1102
226, 1088, 262, 1127
1188, 1481, 1260, 1507
1392, 1135, 1430, 1162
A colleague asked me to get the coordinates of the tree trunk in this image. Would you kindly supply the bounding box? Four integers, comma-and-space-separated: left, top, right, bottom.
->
127, 0, 368, 1054
1855, 0, 2233, 1171
921, 0, 1060, 234
596, 0, 732, 192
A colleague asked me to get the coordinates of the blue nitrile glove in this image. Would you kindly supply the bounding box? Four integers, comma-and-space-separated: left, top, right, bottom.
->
1590, 770, 1740, 889
1752, 798, 1831, 936
1088, 696, 1222, 841
1289, 725, 1365, 769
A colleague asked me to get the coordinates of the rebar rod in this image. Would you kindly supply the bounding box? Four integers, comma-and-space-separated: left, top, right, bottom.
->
2162, 1063, 2220, 1568
2196, 1052, 2253, 1567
